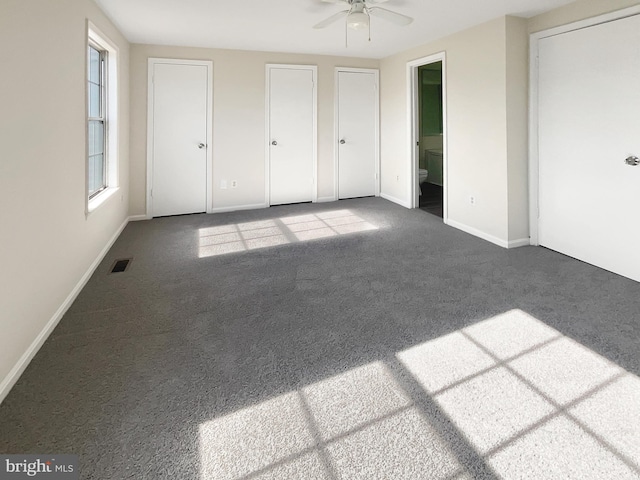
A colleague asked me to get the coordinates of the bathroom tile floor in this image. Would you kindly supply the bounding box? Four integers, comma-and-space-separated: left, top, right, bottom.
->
419, 182, 443, 218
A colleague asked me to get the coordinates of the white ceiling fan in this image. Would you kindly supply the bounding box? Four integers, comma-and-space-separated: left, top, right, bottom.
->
313, 0, 413, 43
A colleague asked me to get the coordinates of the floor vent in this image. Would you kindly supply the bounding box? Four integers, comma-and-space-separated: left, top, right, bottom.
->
110, 258, 131, 273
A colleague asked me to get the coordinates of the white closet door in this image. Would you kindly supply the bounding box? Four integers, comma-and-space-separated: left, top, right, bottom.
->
151, 62, 209, 217
268, 66, 316, 206
538, 14, 640, 282
337, 70, 378, 199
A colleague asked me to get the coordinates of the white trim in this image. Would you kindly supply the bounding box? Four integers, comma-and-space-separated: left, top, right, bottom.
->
264, 66, 270, 207
128, 214, 148, 222
146, 58, 214, 218
0, 216, 130, 405
528, 5, 640, 245
333, 69, 339, 200
87, 186, 119, 213
446, 219, 509, 249
209, 203, 269, 214
316, 196, 337, 203
407, 52, 448, 221
508, 238, 532, 249
265, 64, 318, 206
380, 192, 412, 209
334, 67, 381, 200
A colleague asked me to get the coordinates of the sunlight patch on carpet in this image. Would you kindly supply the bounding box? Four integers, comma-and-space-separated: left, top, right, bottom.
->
199, 361, 460, 480
398, 309, 640, 478
198, 210, 378, 258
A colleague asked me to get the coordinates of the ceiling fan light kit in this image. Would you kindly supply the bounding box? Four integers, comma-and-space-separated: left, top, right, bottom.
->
314, 0, 413, 47
347, 11, 369, 30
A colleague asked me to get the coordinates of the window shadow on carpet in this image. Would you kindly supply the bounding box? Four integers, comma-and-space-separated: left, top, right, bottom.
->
198, 210, 378, 258
197, 309, 640, 480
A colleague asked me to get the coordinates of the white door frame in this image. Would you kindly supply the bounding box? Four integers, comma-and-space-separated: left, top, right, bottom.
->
528, 5, 640, 245
407, 52, 448, 221
334, 67, 380, 201
265, 64, 318, 206
146, 58, 213, 218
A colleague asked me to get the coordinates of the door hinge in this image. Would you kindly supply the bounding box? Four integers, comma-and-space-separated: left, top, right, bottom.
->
150, 189, 153, 198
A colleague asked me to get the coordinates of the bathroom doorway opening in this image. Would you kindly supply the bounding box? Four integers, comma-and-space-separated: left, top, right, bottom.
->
408, 53, 447, 220
417, 62, 443, 217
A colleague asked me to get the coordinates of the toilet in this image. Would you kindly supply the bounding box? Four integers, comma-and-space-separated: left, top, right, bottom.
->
418, 169, 428, 195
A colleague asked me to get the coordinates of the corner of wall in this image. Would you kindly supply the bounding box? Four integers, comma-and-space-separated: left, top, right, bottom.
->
505, 15, 530, 244
527, 0, 640, 34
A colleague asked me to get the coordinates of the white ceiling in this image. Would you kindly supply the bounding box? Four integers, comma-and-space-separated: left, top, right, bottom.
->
94, 0, 576, 59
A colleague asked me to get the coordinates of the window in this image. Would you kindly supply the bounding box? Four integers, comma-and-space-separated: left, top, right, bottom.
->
86, 23, 118, 212
88, 44, 106, 198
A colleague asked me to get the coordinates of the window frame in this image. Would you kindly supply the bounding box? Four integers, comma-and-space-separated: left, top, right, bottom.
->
87, 41, 107, 199
86, 22, 119, 215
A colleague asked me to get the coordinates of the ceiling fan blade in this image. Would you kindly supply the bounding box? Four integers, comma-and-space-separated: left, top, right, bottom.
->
320, 0, 348, 3
365, 0, 390, 3
313, 10, 349, 29
368, 7, 413, 26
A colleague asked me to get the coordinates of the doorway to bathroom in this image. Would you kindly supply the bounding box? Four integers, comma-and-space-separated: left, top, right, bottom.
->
408, 53, 447, 220
417, 61, 443, 217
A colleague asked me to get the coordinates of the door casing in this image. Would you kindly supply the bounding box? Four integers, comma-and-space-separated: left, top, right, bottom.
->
407, 52, 448, 220
146, 58, 213, 218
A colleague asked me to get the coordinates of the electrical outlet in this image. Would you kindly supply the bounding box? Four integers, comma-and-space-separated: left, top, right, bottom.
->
396, 175, 400, 181
231, 180, 238, 188
469, 196, 476, 205
221, 180, 227, 189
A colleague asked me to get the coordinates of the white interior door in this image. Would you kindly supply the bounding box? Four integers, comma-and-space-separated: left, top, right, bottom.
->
268, 66, 316, 206
337, 70, 378, 199
538, 14, 640, 282
151, 62, 209, 217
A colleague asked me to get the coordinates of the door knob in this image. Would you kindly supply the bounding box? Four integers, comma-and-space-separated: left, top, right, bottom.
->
198, 143, 206, 149
271, 140, 277, 146
340, 139, 346, 144
625, 155, 639, 166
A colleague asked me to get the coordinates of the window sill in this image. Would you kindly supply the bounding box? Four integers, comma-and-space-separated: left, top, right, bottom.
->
86, 187, 119, 216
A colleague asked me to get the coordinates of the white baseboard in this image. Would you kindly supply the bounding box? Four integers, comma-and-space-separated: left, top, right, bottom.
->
128, 214, 148, 222
380, 192, 412, 209
209, 203, 269, 214
0, 216, 130, 405
446, 219, 511, 249
316, 196, 337, 203
508, 238, 531, 249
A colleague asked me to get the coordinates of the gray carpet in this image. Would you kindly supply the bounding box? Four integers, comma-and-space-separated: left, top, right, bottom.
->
1, 197, 639, 479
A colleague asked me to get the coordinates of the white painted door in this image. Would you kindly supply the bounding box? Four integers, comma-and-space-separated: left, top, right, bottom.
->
151, 62, 208, 217
337, 70, 378, 199
268, 66, 316, 205
538, 14, 640, 282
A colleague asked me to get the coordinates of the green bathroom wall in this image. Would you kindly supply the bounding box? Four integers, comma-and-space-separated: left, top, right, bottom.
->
419, 64, 443, 136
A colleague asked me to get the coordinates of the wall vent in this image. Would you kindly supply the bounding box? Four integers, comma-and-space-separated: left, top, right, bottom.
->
110, 258, 131, 273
